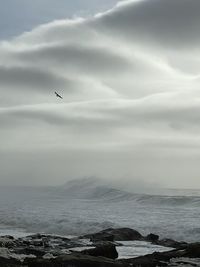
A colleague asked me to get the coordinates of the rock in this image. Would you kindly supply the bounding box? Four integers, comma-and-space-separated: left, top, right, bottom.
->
17, 234, 76, 251
1, 235, 15, 240
184, 242, 200, 257
0, 237, 15, 248
120, 249, 185, 267
82, 228, 143, 241
0, 258, 21, 267
43, 253, 56, 259
169, 257, 200, 266
25, 254, 124, 267
81, 243, 118, 259
146, 233, 159, 242
156, 238, 187, 249
19, 247, 46, 257
0, 247, 35, 267
94, 233, 115, 242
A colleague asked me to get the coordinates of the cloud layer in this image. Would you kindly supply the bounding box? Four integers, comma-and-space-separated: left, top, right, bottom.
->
1, 0, 200, 188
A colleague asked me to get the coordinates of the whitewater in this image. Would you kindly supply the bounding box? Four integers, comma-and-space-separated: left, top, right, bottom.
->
0, 179, 199, 243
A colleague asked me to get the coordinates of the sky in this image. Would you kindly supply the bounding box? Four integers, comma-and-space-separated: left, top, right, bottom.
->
0, 0, 118, 39
0, 0, 200, 189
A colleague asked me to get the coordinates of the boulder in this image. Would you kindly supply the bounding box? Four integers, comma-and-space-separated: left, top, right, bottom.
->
184, 242, 200, 257
81, 243, 118, 259
145, 233, 159, 242
82, 228, 142, 241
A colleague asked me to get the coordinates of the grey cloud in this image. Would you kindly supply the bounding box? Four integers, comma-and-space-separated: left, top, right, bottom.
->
0, 65, 66, 92
2, 94, 200, 136
13, 44, 132, 76
0, 103, 116, 132
95, 0, 200, 49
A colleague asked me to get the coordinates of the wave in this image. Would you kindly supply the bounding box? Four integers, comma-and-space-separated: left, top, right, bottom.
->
56, 177, 200, 206
133, 194, 200, 206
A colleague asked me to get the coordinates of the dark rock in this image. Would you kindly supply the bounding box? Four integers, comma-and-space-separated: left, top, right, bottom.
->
169, 258, 200, 266
81, 243, 118, 259
25, 254, 124, 267
19, 247, 46, 257
82, 228, 142, 241
120, 249, 184, 267
0, 257, 22, 267
0, 247, 25, 267
146, 233, 159, 242
156, 238, 187, 249
184, 242, 200, 257
94, 233, 115, 242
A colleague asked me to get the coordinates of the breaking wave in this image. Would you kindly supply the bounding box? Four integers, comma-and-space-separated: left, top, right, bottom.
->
57, 178, 200, 207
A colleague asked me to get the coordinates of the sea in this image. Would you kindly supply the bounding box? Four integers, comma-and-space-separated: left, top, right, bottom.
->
0, 178, 199, 244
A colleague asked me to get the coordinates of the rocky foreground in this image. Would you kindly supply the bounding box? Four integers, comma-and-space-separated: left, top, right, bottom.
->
0, 228, 200, 266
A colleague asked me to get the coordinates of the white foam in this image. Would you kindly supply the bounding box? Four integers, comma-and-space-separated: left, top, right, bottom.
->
117, 241, 172, 259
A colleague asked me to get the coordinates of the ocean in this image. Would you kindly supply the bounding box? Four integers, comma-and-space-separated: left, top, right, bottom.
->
0, 179, 199, 243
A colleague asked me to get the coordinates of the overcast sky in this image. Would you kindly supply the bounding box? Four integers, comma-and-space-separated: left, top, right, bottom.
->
1, 0, 200, 189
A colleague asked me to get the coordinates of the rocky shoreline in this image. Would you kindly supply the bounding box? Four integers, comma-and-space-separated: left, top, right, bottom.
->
0, 228, 199, 266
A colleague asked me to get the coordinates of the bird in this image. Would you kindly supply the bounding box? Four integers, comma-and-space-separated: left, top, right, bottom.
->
55, 91, 63, 99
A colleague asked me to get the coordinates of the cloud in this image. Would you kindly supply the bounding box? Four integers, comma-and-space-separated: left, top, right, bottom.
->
0, 65, 66, 92
12, 43, 133, 77
0, 0, 200, 187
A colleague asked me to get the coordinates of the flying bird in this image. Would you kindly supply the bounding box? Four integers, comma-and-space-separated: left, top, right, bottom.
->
55, 91, 63, 99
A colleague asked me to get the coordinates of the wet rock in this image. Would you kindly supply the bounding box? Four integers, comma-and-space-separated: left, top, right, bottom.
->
1, 235, 15, 240
120, 249, 183, 267
0, 237, 16, 248
82, 228, 143, 242
156, 238, 187, 249
95, 233, 115, 242
18, 234, 78, 250
18, 247, 46, 257
25, 254, 124, 267
0, 247, 35, 267
81, 243, 118, 259
43, 253, 56, 260
184, 243, 200, 258
168, 257, 200, 267
146, 233, 159, 242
